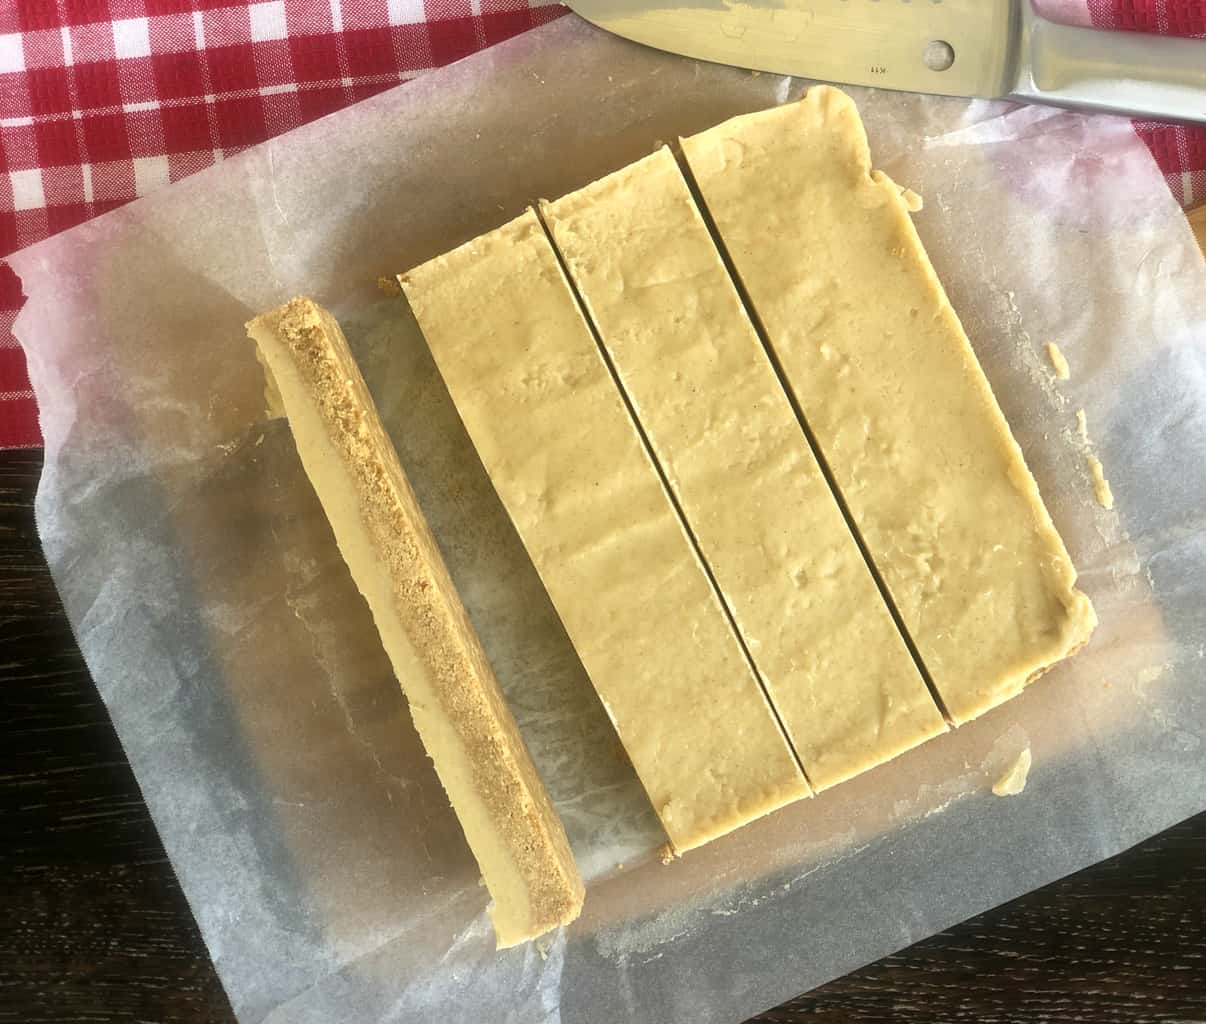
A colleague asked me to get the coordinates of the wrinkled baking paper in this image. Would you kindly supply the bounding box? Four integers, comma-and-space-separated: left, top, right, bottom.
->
11, 14, 1206, 1024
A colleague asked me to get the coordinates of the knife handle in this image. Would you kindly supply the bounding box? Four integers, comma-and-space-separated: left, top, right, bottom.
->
1008, 8, 1206, 124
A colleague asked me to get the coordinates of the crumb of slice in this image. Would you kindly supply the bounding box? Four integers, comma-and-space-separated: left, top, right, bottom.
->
1073, 409, 1114, 509
1087, 454, 1115, 510
376, 275, 403, 298
992, 747, 1032, 797
1047, 341, 1071, 380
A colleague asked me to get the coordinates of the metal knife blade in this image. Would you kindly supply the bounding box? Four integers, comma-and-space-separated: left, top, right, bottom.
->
564, 0, 1206, 124
562, 0, 1018, 100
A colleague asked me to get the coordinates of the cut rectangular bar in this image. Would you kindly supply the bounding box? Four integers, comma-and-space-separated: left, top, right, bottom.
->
681, 88, 1097, 725
540, 149, 946, 790
246, 297, 583, 947
400, 211, 809, 853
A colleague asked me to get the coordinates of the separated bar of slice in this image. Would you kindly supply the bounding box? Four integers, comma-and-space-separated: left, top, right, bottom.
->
246, 297, 583, 947
680, 88, 1096, 725
399, 212, 809, 854
540, 149, 946, 790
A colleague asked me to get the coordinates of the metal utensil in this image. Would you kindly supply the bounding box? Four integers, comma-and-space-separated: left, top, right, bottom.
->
561, 0, 1206, 123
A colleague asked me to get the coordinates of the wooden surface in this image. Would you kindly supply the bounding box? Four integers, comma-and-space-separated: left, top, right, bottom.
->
3, 446, 1206, 1023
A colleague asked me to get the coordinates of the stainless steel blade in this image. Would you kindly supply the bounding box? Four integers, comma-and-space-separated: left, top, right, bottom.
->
563, 0, 1019, 99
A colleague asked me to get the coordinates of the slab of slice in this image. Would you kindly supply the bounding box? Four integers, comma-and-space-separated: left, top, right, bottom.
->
246, 297, 583, 947
540, 148, 946, 790
681, 87, 1097, 725
399, 211, 809, 853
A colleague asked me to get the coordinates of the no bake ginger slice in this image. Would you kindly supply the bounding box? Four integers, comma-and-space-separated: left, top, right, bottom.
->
247, 297, 583, 948
681, 88, 1096, 724
400, 211, 808, 854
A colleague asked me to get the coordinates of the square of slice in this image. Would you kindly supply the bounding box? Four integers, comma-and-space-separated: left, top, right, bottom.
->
541, 148, 946, 790
681, 88, 1096, 724
247, 297, 583, 947
400, 211, 809, 854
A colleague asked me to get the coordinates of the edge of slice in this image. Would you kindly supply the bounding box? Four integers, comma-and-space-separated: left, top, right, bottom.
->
247, 296, 584, 947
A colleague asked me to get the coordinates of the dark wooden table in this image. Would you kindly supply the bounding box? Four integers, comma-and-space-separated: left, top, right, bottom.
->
3, 447, 1204, 1024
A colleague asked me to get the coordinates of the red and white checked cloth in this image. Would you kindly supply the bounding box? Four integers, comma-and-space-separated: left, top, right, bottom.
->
2, 1, 1204, 448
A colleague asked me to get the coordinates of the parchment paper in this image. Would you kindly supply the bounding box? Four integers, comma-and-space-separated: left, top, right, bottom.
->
11, 15, 1206, 1024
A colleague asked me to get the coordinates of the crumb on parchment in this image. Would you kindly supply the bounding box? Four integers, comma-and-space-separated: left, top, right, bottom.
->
1047, 341, 1070, 380
1073, 409, 1115, 510
1087, 454, 1115, 510
992, 747, 1032, 797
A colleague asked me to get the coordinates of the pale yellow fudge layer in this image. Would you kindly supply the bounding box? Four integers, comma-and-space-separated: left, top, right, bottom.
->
400, 211, 809, 853
541, 149, 946, 790
247, 297, 583, 947
681, 88, 1096, 725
